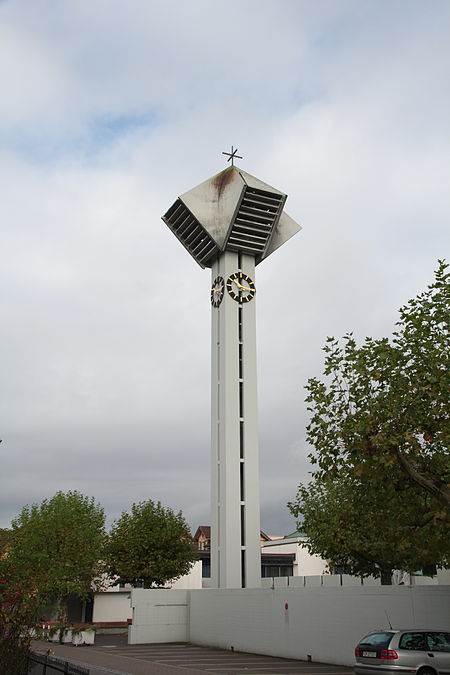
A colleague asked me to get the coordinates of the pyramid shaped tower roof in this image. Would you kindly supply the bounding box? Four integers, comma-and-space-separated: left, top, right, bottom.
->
162, 166, 301, 268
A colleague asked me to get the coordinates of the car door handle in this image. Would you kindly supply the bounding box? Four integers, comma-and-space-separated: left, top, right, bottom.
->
428, 653, 434, 657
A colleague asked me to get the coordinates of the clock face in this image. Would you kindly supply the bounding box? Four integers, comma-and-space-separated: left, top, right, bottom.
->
211, 276, 225, 307
226, 272, 256, 304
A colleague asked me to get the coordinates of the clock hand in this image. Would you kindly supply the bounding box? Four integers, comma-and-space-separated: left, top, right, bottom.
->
233, 281, 252, 292
232, 279, 251, 291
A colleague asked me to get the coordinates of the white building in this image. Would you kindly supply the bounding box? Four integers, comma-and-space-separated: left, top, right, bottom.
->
261, 531, 327, 577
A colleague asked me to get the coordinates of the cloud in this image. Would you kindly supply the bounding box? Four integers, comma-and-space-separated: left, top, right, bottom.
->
0, 0, 449, 538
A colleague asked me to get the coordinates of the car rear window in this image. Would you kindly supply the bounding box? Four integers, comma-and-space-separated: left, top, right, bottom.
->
360, 632, 394, 646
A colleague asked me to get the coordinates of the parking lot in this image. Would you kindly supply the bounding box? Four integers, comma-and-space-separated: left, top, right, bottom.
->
33, 634, 353, 675
98, 641, 353, 674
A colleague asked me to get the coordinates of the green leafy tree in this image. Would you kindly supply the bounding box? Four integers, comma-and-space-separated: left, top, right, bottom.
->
289, 261, 450, 576
290, 472, 449, 578
8, 491, 106, 624
106, 500, 196, 588
0, 550, 47, 675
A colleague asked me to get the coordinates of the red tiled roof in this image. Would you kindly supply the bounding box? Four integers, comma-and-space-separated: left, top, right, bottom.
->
194, 525, 211, 540
194, 526, 274, 541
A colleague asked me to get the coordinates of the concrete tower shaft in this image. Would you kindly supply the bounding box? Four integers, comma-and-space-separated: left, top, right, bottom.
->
211, 250, 260, 588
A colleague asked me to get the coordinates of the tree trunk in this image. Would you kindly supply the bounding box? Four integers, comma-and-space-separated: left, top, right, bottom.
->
57, 595, 69, 626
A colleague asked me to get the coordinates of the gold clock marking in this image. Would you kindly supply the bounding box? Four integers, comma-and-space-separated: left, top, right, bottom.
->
226, 272, 256, 303
211, 276, 225, 307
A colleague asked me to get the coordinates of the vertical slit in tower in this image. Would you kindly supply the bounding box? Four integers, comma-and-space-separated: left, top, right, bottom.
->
239, 420, 244, 459
239, 382, 244, 419
238, 307, 243, 343
240, 505, 246, 546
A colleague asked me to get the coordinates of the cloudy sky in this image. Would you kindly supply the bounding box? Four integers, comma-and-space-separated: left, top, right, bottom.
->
1, 0, 449, 536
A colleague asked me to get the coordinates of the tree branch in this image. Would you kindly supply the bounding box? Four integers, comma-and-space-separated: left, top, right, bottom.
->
394, 448, 450, 512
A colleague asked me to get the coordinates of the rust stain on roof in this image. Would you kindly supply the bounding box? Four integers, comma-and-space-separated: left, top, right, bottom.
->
212, 166, 235, 200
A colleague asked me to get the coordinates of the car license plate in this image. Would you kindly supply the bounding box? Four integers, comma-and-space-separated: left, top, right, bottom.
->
362, 651, 377, 658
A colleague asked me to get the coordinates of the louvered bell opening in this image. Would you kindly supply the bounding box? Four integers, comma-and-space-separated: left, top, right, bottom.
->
227, 187, 284, 255
163, 199, 219, 267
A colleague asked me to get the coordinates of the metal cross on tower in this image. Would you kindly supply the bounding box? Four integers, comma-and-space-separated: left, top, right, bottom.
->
222, 146, 243, 166
162, 162, 301, 589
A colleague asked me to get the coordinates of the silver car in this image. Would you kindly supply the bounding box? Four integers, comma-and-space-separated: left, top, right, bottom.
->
354, 630, 450, 675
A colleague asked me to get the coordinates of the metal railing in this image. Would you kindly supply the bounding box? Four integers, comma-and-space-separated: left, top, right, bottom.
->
28, 651, 89, 675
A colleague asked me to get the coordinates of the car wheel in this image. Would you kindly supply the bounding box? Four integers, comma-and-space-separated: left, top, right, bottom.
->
417, 668, 436, 675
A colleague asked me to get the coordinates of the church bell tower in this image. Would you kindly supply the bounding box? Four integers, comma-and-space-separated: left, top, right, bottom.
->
162, 154, 300, 588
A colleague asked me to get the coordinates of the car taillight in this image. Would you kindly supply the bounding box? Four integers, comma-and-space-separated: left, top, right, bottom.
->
380, 650, 398, 660
355, 648, 361, 657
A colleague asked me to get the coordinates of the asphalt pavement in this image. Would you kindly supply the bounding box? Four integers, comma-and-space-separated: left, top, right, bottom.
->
31, 633, 353, 675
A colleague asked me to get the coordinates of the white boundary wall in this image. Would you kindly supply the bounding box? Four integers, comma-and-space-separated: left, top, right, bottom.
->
189, 585, 450, 666
128, 585, 450, 665
129, 589, 189, 644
